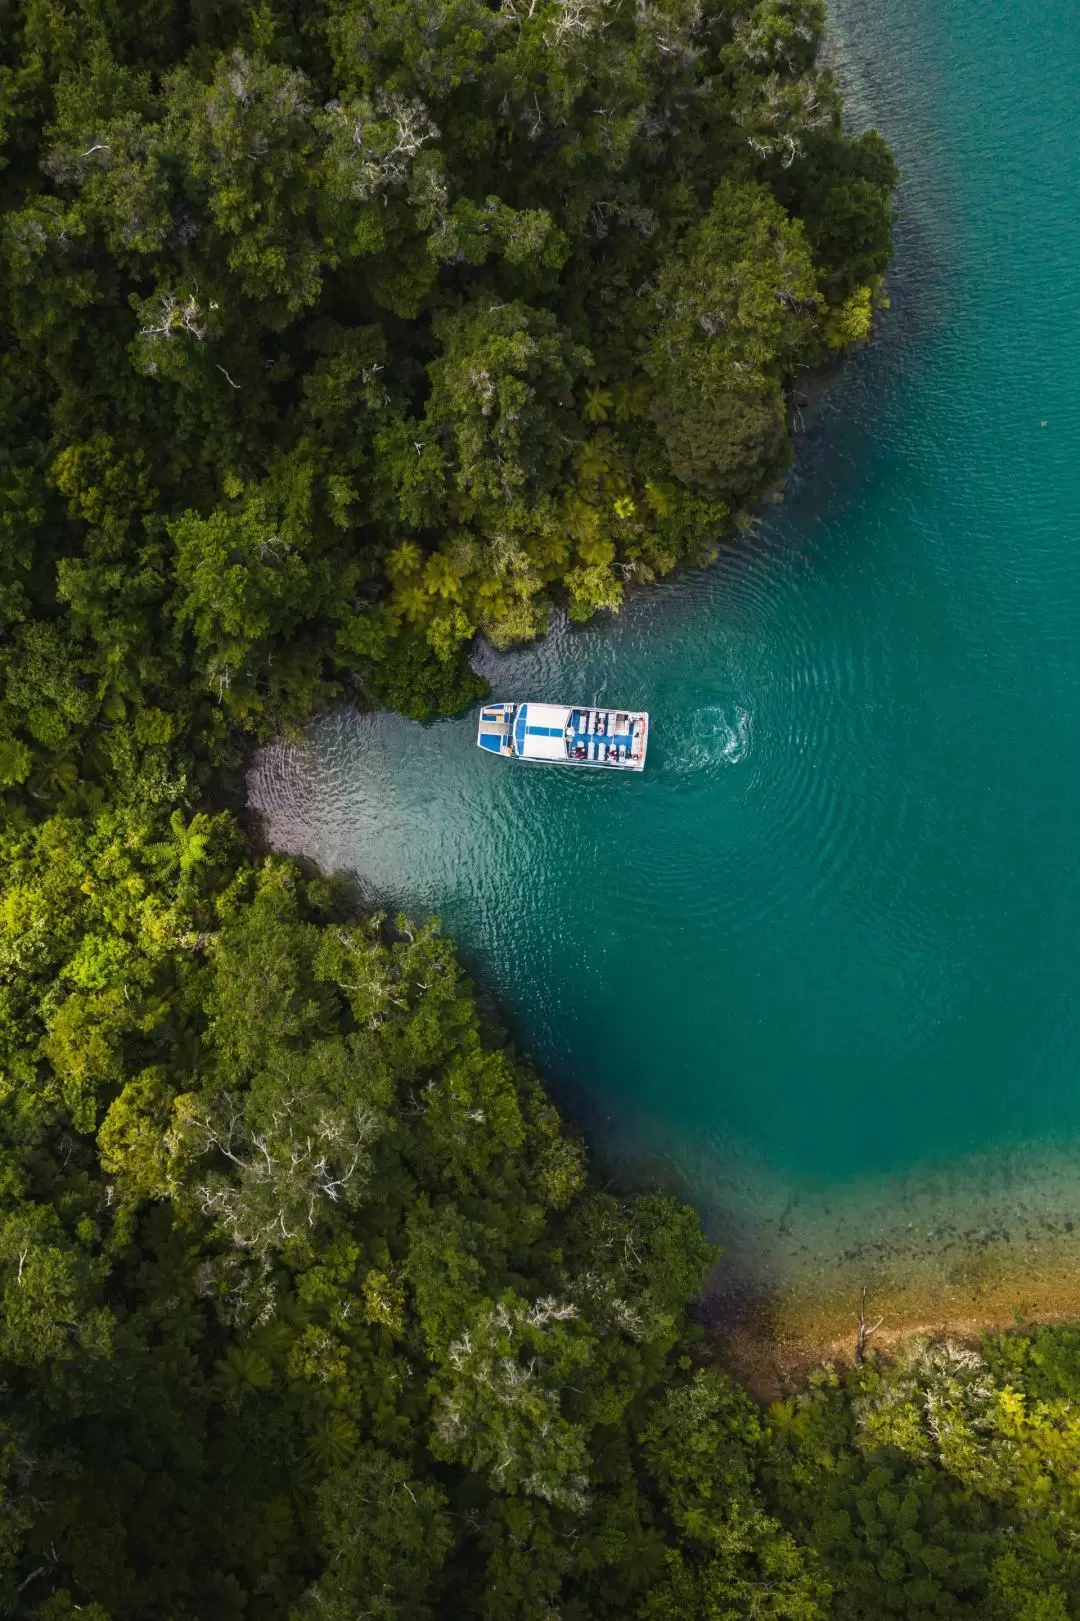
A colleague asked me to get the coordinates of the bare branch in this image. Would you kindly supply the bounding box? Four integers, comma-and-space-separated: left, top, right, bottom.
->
855, 1287, 885, 1365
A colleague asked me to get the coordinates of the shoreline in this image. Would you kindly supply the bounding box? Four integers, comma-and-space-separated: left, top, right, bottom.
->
681, 1139, 1080, 1399
711, 1245, 1080, 1401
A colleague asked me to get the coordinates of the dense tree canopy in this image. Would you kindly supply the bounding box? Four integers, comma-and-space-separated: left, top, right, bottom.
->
0, 0, 896, 797
16, 1, 1080, 1618
3, 820, 1080, 1616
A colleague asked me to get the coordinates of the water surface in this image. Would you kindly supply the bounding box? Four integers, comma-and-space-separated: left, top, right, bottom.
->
252, 0, 1080, 1305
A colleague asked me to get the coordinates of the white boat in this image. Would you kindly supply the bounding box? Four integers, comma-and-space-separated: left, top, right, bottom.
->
476, 701, 648, 771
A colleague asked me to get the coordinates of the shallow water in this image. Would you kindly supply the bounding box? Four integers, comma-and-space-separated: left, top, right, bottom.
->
251, 0, 1080, 1306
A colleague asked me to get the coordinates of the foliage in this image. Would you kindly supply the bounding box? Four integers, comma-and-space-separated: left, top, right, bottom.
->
763, 1331, 1080, 1621
0, 0, 895, 822
8, 801, 1080, 1617
4, 9, 1067, 1621
0, 822, 721, 1614
17, 1, 1054, 1618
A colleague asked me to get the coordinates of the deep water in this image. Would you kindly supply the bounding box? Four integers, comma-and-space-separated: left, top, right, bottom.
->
251, 0, 1080, 1299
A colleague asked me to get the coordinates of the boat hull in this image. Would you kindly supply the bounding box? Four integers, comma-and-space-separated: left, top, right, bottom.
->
477, 701, 648, 771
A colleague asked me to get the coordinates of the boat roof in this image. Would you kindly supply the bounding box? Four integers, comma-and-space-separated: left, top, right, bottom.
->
514, 702, 571, 761
520, 702, 571, 728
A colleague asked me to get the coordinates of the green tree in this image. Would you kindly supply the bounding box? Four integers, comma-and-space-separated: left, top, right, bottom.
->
646, 183, 821, 501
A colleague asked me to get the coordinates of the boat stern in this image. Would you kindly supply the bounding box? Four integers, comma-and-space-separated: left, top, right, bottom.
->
477, 702, 515, 756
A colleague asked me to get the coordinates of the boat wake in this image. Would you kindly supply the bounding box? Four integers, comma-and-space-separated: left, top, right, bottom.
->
664, 704, 752, 778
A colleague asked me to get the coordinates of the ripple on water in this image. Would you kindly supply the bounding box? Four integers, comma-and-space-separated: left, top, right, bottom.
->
249, 0, 1080, 1312
657, 702, 753, 783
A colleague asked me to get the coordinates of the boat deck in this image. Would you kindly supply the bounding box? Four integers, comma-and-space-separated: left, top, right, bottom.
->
477, 701, 647, 769
564, 707, 637, 766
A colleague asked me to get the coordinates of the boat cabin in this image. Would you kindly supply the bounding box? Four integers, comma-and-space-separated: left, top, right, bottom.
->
477, 701, 648, 771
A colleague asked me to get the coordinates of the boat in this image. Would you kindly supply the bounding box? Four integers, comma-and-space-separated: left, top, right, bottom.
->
476, 701, 649, 771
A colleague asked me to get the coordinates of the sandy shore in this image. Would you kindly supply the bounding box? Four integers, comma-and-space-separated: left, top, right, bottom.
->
610, 1137, 1080, 1399
712, 1245, 1080, 1401
690, 1144, 1080, 1399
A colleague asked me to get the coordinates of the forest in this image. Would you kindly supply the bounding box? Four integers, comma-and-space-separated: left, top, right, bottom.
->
3, 0, 1076, 1616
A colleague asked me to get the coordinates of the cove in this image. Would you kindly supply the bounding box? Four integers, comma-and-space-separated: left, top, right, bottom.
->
252, 0, 1080, 1318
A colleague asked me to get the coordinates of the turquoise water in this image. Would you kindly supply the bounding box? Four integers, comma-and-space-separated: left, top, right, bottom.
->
252, 0, 1080, 1294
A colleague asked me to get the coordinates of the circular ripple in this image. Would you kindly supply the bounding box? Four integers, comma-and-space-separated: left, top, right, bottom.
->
247, 0, 1080, 1234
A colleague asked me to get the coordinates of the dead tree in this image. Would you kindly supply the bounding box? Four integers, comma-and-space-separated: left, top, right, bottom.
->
854, 1286, 884, 1365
